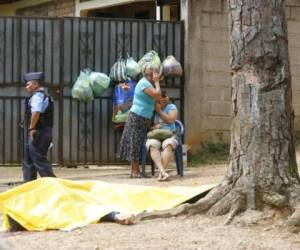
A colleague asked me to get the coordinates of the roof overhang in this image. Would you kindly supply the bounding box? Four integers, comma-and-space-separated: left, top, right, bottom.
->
156, 0, 180, 5
75, 0, 155, 17
0, 0, 21, 4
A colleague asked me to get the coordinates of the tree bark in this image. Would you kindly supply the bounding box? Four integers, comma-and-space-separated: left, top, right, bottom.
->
138, 0, 300, 227
227, 0, 300, 223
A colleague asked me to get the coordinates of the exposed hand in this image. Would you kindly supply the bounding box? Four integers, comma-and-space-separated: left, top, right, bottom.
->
30, 129, 36, 141
121, 83, 130, 91
150, 123, 161, 130
155, 102, 162, 112
152, 72, 160, 83
153, 124, 161, 129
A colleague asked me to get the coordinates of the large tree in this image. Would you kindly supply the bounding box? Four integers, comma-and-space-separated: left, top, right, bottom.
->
139, 0, 300, 227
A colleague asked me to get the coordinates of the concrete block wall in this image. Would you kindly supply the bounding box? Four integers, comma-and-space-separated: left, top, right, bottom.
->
199, 0, 231, 144
183, 0, 231, 151
184, 0, 300, 152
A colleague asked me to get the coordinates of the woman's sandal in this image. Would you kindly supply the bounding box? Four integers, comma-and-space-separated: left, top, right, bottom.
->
130, 172, 142, 178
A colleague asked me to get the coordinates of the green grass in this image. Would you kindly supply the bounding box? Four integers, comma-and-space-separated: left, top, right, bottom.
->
189, 130, 300, 167
190, 141, 229, 166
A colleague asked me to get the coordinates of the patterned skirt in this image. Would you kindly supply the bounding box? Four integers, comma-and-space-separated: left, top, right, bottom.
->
118, 111, 151, 162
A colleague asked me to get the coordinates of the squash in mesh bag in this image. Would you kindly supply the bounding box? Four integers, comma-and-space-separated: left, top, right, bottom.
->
112, 111, 129, 123
109, 59, 127, 83
162, 55, 183, 77
138, 50, 161, 72
71, 70, 94, 102
126, 57, 141, 79
89, 72, 110, 97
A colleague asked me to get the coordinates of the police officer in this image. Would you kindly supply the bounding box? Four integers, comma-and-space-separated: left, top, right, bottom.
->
23, 72, 56, 182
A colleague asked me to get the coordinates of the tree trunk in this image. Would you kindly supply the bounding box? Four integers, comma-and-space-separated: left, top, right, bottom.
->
138, 0, 300, 227
221, 0, 300, 224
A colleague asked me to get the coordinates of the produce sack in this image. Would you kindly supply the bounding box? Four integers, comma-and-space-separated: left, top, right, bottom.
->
147, 129, 173, 141
112, 79, 136, 123
109, 59, 127, 83
124, 78, 135, 104
89, 72, 110, 96
71, 69, 94, 102
138, 50, 161, 72
126, 57, 141, 79
162, 55, 183, 77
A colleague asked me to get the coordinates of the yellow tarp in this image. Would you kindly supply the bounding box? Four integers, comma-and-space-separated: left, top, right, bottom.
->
0, 178, 216, 231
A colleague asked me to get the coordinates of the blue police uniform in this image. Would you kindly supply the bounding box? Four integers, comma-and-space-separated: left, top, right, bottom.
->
23, 72, 56, 182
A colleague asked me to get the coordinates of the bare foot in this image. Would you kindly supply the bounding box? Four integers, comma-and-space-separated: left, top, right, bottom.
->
158, 172, 169, 182
158, 172, 162, 181
114, 213, 136, 225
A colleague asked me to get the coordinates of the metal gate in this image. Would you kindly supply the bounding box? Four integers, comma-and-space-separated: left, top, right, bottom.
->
0, 16, 184, 166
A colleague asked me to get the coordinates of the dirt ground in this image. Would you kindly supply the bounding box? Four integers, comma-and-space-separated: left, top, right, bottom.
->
1, 163, 300, 250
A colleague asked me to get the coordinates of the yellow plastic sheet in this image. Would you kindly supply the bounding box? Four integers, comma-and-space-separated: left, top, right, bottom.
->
0, 178, 216, 231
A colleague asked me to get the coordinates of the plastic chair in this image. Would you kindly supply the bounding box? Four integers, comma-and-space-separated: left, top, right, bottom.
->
141, 120, 184, 177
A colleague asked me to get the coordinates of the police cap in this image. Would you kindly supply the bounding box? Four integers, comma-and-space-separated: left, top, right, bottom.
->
23, 72, 44, 84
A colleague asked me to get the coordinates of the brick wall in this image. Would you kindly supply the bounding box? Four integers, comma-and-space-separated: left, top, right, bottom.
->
184, 0, 300, 151
16, 0, 75, 17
